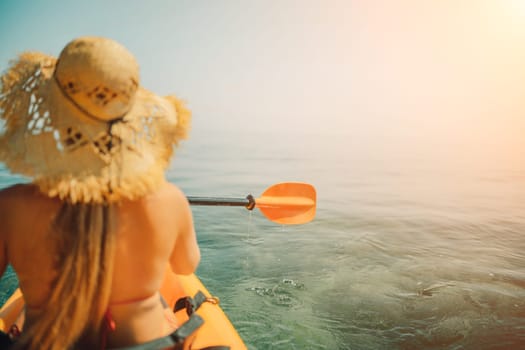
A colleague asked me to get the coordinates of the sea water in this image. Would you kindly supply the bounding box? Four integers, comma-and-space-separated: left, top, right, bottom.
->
1, 128, 524, 349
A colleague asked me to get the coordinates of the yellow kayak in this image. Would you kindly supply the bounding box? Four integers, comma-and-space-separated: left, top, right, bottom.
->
0, 270, 247, 349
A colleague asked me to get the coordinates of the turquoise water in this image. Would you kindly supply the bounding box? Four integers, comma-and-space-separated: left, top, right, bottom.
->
1, 128, 524, 349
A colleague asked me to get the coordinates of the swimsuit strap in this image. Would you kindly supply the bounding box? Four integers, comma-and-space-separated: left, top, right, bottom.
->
100, 309, 116, 350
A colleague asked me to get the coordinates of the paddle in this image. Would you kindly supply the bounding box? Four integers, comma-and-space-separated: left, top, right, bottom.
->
187, 182, 316, 225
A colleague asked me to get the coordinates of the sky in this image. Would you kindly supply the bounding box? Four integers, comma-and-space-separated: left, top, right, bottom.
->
1, 0, 524, 169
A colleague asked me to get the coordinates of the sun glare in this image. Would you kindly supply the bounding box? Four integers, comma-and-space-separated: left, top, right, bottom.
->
504, 0, 525, 31
509, 0, 525, 14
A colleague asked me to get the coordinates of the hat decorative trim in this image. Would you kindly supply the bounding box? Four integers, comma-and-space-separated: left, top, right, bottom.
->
52, 71, 125, 124
0, 37, 191, 203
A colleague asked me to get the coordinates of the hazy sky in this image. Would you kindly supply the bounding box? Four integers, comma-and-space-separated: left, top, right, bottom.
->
1, 0, 524, 168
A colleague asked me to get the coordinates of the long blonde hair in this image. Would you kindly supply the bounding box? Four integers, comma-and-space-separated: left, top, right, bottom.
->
15, 202, 117, 350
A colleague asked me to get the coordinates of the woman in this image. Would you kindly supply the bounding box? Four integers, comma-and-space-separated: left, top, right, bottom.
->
0, 37, 199, 349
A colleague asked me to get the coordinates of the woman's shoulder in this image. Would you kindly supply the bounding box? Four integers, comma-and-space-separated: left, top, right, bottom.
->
129, 182, 189, 213
0, 183, 47, 202
0, 184, 60, 234
152, 181, 188, 203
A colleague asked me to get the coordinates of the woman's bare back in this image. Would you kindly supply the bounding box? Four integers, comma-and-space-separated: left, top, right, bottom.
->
0, 180, 200, 346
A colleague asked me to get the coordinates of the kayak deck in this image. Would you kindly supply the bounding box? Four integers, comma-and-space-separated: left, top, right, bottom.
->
0, 270, 247, 349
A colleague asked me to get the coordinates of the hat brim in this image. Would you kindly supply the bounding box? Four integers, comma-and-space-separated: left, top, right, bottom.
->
0, 52, 190, 203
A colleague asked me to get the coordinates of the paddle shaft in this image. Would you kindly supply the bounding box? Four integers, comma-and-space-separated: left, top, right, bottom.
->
187, 195, 256, 210
185, 182, 316, 225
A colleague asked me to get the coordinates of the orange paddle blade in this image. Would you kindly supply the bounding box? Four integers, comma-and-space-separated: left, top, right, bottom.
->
256, 182, 316, 225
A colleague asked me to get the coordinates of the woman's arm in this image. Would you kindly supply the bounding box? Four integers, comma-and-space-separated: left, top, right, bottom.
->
168, 186, 200, 275
0, 190, 9, 278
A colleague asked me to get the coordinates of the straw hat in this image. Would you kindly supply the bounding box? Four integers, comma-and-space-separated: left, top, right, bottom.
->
0, 36, 191, 203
